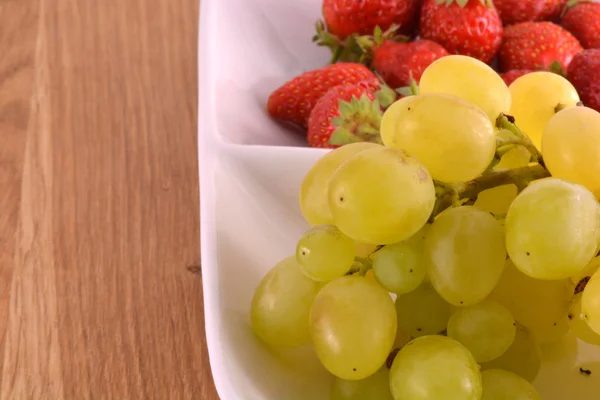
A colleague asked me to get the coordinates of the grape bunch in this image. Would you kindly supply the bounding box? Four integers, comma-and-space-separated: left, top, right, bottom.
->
251, 54, 600, 400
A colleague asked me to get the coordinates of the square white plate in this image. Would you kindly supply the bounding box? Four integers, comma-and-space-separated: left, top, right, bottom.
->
197, 1, 600, 399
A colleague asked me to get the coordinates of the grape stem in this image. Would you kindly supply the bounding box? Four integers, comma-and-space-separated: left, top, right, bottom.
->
433, 164, 551, 217
495, 114, 545, 168
345, 257, 373, 276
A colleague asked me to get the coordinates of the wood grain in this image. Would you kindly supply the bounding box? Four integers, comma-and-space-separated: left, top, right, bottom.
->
0, 0, 219, 398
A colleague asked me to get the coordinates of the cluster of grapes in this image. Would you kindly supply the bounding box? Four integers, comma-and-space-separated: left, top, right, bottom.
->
250, 55, 600, 400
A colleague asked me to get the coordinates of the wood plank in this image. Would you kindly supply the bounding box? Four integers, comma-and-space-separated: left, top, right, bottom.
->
0, 0, 219, 397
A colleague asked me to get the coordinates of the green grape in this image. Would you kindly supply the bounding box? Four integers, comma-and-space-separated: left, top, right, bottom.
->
509, 71, 580, 149
582, 269, 600, 335
395, 283, 451, 337
373, 240, 426, 295
488, 259, 574, 337
406, 223, 431, 248
481, 369, 541, 400
389, 335, 482, 400
354, 240, 378, 258
395, 327, 412, 349
568, 293, 600, 346
481, 324, 542, 383
425, 206, 506, 306
310, 276, 397, 380
419, 54, 511, 124
505, 178, 599, 280
447, 300, 516, 363
250, 257, 322, 348
328, 146, 435, 245
383, 92, 496, 183
571, 255, 600, 286
296, 225, 356, 282
300, 142, 380, 226
380, 96, 416, 147
330, 366, 394, 400
542, 106, 600, 198
474, 184, 518, 216
494, 144, 531, 170
528, 313, 570, 345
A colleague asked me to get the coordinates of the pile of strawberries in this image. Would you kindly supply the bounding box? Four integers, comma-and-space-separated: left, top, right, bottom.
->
267, 0, 600, 149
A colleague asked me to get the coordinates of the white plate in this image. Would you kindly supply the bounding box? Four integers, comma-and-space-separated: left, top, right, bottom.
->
197, 1, 600, 398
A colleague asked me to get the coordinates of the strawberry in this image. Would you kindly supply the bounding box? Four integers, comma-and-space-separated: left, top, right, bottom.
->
561, 1, 600, 49
419, 0, 503, 64
493, 0, 567, 25
307, 81, 384, 148
500, 69, 536, 86
322, 0, 421, 40
567, 49, 600, 112
267, 63, 377, 129
371, 39, 450, 89
498, 22, 583, 72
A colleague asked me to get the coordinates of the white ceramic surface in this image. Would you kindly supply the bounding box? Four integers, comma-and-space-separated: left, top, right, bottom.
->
198, 1, 600, 398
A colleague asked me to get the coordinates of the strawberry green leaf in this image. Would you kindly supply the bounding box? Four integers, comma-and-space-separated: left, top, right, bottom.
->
409, 76, 420, 96
331, 116, 345, 127
374, 26, 383, 44
328, 94, 384, 146
396, 87, 414, 97
549, 61, 567, 77
375, 85, 398, 108
329, 128, 361, 145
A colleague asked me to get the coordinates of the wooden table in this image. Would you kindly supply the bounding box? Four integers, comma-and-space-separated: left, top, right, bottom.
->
0, 0, 219, 398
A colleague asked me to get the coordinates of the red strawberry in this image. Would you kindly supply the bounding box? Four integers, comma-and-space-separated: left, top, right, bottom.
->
567, 49, 600, 112
371, 39, 449, 89
500, 69, 536, 86
307, 81, 383, 148
267, 63, 377, 129
498, 22, 583, 72
561, 1, 600, 49
322, 0, 421, 40
493, 0, 567, 25
419, 0, 502, 64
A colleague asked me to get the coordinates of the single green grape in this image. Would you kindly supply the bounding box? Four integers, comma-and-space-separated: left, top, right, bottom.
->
373, 240, 426, 295
481, 324, 542, 383
330, 366, 394, 400
487, 259, 573, 339
481, 369, 541, 400
419, 54, 511, 124
494, 144, 531, 170
582, 269, 600, 335
568, 293, 600, 346
328, 146, 435, 245
394, 326, 412, 349
354, 240, 379, 258
505, 178, 599, 280
296, 225, 355, 282
250, 257, 322, 348
447, 300, 516, 363
310, 276, 397, 380
425, 206, 506, 306
389, 335, 482, 400
395, 282, 451, 337
542, 106, 600, 198
509, 71, 580, 150
380, 96, 416, 147
474, 184, 518, 216
571, 255, 600, 286
383, 92, 496, 183
299, 142, 380, 226
528, 313, 570, 345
